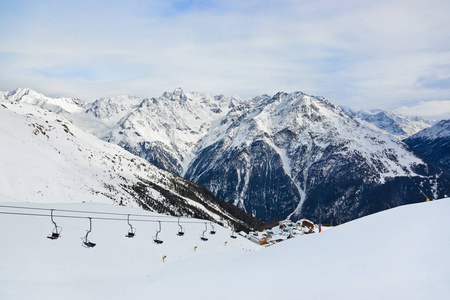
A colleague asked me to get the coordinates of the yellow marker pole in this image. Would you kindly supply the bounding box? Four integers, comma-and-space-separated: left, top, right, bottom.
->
194, 246, 197, 252
162, 255, 167, 263
427, 198, 430, 202
225, 241, 227, 246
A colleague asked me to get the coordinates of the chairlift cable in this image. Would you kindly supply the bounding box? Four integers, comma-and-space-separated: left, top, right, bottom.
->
0, 207, 213, 224
0, 204, 176, 219
0, 210, 213, 224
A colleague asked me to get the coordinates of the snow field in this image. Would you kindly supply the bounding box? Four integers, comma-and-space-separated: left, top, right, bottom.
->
1, 199, 449, 299
0, 202, 259, 300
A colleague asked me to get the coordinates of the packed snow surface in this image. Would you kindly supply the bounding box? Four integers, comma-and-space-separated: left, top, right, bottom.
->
1, 199, 449, 300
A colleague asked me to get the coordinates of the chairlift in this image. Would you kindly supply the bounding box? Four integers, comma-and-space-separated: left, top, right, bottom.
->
230, 230, 237, 239
153, 221, 163, 244
177, 216, 185, 236
209, 221, 216, 235
125, 214, 136, 238
82, 217, 96, 248
47, 209, 62, 240
200, 222, 208, 241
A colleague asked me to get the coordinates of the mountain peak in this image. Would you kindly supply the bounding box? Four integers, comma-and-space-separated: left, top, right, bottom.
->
173, 87, 184, 94
160, 87, 188, 102
7, 87, 44, 101
3, 87, 87, 114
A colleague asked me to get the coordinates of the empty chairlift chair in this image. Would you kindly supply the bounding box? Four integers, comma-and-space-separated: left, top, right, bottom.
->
125, 214, 136, 238
209, 221, 216, 235
230, 230, 237, 239
200, 222, 208, 241
177, 216, 185, 236
47, 209, 62, 240
153, 221, 163, 244
82, 217, 96, 248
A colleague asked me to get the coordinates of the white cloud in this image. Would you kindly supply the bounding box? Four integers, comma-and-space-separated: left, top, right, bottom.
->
396, 100, 450, 121
0, 0, 449, 109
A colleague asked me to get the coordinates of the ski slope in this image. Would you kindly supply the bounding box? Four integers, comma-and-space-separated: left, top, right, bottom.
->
0, 100, 262, 230
1, 199, 449, 299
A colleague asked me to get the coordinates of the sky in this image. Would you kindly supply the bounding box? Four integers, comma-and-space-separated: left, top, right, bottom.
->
1, 0, 450, 119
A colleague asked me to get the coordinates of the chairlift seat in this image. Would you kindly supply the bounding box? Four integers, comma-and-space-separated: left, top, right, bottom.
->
83, 241, 96, 248
125, 215, 136, 239
177, 217, 185, 237
201, 237, 208, 241
47, 210, 62, 240
47, 232, 60, 240
153, 239, 163, 244
231, 235, 237, 239
210, 230, 216, 235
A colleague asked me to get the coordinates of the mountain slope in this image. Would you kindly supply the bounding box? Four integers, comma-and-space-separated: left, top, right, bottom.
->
186, 92, 450, 222
99, 88, 240, 174
0, 101, 263, 231
1, 199, 449, 300
404, 119, 450, 173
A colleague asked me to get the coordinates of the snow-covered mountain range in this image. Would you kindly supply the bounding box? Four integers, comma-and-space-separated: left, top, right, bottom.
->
2, 88, 449, 223
183, 92, 449, 222
342, 108, 433, 139
404, 119, 450, 173
0, 99, 263, 231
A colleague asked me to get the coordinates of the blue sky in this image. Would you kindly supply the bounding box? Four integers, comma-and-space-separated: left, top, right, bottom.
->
1, 0, 450, 118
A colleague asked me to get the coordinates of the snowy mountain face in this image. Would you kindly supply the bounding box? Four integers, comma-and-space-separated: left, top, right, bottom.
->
86, 95, 143, 123
1, 87, 86, 114
3, 88, 449, 223
343, 108, 433, 139
99, 89, 239, 174
186, 92, 450, 222
0, 101, 263, 232
404, 119, 450, 173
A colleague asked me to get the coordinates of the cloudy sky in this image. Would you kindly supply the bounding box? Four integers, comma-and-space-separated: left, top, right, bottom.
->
1, 0, 450, 118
